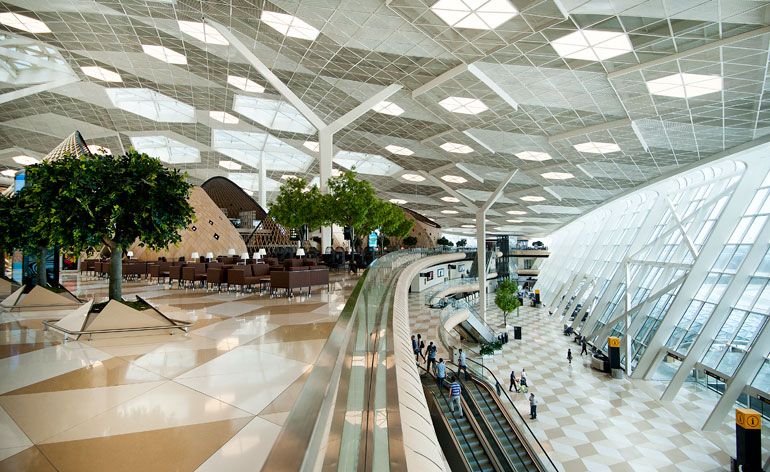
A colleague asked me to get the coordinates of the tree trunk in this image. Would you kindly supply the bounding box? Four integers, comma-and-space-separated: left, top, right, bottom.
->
0, 250, 5, 278
109, 247, 122, 301
37, 247, 47, 287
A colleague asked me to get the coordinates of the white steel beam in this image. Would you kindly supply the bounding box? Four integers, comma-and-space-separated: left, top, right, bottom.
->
0, 77, 79, 105
664, 197, 699, 259
547, 118, 630, 144
467, 64, 518, 111
325, 84, 402, 135
319, 129, 333, 250
412, 63, 468, 98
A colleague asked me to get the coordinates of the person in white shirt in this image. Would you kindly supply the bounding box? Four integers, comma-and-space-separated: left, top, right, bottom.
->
520, 368, 527, 388
457, 348, 468, 380
529, 393, 538, 419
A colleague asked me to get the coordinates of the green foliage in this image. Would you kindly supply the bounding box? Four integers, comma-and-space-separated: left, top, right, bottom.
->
0, 194, 26, 253
325, 170, 378, 237
495, 278, 521, 324
269, 177, 327, 231
403, 236, 417, 247
436, 236, 454, 247
456, 238, 467, 248
479, 340, 503, 356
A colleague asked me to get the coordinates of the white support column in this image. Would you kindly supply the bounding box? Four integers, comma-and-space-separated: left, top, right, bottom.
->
661, 216, 770, 401
319, 129, 333, 251
702, 321, 770, 430
632, 161, 766, 379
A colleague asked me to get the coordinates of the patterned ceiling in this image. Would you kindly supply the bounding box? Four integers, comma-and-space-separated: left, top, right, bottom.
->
1, 0, 769, 237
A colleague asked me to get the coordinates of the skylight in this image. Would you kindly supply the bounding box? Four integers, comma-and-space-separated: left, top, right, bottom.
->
372, 101, 404, 116
515, 151, 551, 162
80, 66, 122, 82
431, 0, 518, 30
506, 210, 527, 215
178, 21, 229, 45
385, 145, 413, 156
0, 13, 50, 34
227, 75, 265, 93
438, 96, 488, 115
212, 129, 314, 172
441, 175, 467, 183
233, 95, 315, 134
441, 196, 460, 203
390, 198, 407, 204
520, 195, 545, 202
461, 224, 475, 228
303, 141, 320, 152
334, 151, 403, 176
541, 172, 574, 180
401, 173, 425, 182
209, 111, 239, 124
573, 142, 621, 154
506, 219, 523, 223
12, 155, 38, 165
219, 160, 242, 170
106, 88, 195, 123
141, 45, 186, 64
130, 136, 200, 164
228, 172, 280, 193
440, 142, 474, 154
551, 29, 633, 61
1, 169, 17, 177
646, 73, 723, 98
260, 11, 320, 41
441, 210, 459, 214
281, 174, 298, 180
87, 145, 111, 155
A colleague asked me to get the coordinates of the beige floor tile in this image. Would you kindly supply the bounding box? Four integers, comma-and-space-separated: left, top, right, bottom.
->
124, 347, 231, 379
194, 417, 281, 472
250, 321, 336, 344
249, 339, 326, 364
0, 446, 56, 472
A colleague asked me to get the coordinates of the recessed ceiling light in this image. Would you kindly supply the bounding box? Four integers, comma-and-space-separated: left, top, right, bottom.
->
372, 101, 404, 116
461, 224, 475, 228
281, 174, 298, 180
646, 73, 723, 98
80, 66, 122, 82
431, 0, 518, 30
515, 151, 551, 162
401, 173, 425, 182
541, 172, 574, 180
385, 145, 413, 156
219, 160, 242, 170
506, 219, 523, 223
506, 210, 527, 215
334, 151, 403, 176
551, 29, 633, 61
0, 12, 50, 33
1, 169, 17, 177
573, 142, 621, 154
440, 142, 474, 154
441, 210, 459, 214
441, 196, 460, 203
261, 11, 320, 40
106, 88, 195, 123
227, 75, 265, 93
441, 175, 467, 183
303, 141, 320, 152
521, 195, 545, 202
178, 21, 229, 45
12, 155, 39, 165
438, 96, 488, 115
87, 145, 111, 155
130, 136, 200, 164
209, 111, 239, 124
390, 198, 407, 204
233, 95, 314, 133
141, 44, 187, 64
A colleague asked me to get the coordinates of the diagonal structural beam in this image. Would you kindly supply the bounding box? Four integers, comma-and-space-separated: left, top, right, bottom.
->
467, 64, 518, 111
325, 84, 402, 135
420, 171, 477, 213
547, 118, 631, 144
412, 63, 468, 98
0, 77, 79, 106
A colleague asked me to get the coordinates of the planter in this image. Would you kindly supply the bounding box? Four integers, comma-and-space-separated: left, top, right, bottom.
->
1, 283, 82, 312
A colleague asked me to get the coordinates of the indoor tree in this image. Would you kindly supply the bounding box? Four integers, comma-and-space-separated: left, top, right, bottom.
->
403, 235, 418, 247
269, 176, 328, 240
456, 239, 467, 248
0, 194, 22, 279
495, 278, 521, 326
436, 236, 454, 248
11, 189, 55, 286
23, 150, 194, 300
325, 170, 379, 251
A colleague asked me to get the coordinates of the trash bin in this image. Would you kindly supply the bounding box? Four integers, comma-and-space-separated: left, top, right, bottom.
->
513, 326, 522, 340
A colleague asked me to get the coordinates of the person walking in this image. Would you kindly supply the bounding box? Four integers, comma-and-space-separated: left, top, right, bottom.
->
436, 358, 446, 388
529, 393, 538, 419
509, 369, 518, 392
581, 337, 588, 355
417, 334, 426, 362
412, 335, 419, 365
457, 348, 468, 379
449, 377, 463, 417
520, 368, 527, 389
426, 342, 437, 371
567, 348, 573, 365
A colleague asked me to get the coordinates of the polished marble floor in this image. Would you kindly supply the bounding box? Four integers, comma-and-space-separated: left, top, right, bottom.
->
0, 271, 357, 471
408, 290, 770, 472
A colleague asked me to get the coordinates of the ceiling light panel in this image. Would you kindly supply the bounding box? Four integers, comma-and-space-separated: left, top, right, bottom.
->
372, 101, 404, 116
541, 172, 575, 180
551, 29, 633, 61
441, 175, 467, 183
130, 136, 199, 164
178, 21, 229, 45
506, 210, 527, 215
441, 210, 459, 214
80, 66, 122, 82
87, 145, 111, 155
209, 111, 239, 124
260, 11, 320, 40
440, 142, 474, 154
401, 173, 425, 182
461, 224, 475, 228
573, 142, 621, 154
141, 44, 186, 64
233, 95, 315, 134
441, 196, 460, 202
212, 130, 314, 172
506, 219, 523, 223
521, 195, 546, 202
227, 75, 265, 93
646, 73, 723, 98
106, 88, 195, 123
431, 0, 519, 30
390, 198, 407, 204
281, 174, 297, 180
12, 155, 38, 165
0, 12, 50, 33
385, 145, 414, 156
334, 151, 403, 176
515, 151, 551, 162
228, 172, 281, 192
438, 96, 488, 115
218, 160, 241, 170
303, 141, 320, 152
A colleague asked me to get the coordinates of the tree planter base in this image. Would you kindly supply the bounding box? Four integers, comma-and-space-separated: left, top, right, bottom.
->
0, 276, 19, 297
44, 296, 191, 341
1, 284, 82, 312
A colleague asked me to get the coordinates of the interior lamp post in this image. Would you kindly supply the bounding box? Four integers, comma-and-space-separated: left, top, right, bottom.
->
258, 248, 267, 260
205, 252, 214, 262
296, 248, 305, 259
241, 252, 250, 261
191, 252, 199, 261
126, 251, 134, 260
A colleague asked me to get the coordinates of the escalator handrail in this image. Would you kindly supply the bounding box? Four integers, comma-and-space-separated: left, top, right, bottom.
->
466, 358, 559, 472
422, 385, 473, 472
420, 366, 487, 470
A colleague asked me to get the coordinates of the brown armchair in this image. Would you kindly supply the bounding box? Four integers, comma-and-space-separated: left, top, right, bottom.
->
227, 268, 258, 292
206, 268, 224, 291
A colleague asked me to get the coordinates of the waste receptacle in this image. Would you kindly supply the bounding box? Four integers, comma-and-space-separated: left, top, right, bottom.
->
513, 326, 522, 340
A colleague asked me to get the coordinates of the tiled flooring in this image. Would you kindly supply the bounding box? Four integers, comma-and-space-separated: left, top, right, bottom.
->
408, 290, 770, 472
0, 271, 356, 471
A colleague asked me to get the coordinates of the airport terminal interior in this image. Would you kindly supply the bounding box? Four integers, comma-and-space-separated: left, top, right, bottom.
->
1, 0, 770, 470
